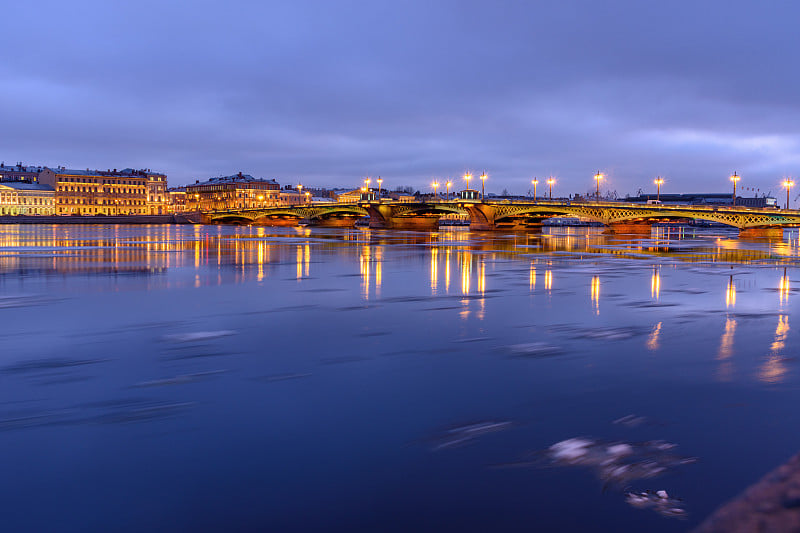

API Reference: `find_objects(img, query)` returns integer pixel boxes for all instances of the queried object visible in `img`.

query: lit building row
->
[0,182,55,215]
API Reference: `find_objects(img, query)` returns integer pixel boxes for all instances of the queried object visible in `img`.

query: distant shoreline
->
[0,214,200,225]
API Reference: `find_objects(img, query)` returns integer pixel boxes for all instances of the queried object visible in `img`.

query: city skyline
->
[4,1,800,196]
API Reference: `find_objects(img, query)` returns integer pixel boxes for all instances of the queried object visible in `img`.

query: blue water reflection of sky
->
[0,224,798,531]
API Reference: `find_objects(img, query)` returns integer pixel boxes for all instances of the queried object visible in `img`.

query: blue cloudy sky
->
[3,0,800,196]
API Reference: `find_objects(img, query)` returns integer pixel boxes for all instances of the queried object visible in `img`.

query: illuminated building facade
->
[168,187,188,213]
[139,170,168,214]
[39,167,148,215]
[0,182,55,215]
[185,173,279,211]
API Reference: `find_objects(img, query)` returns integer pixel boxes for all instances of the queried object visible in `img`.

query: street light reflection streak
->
[477,259,485,294]
[760,315,790,384]
[590,275,600,314]
[651,269,660,300]
[296,245,303,280]
[647,322,662,351]
[544,269,553,292]
[304,244,310,277]
[779,268,790,306]
[529,263,536,290]
[360,245,371,300]
[375,246,382,298]
[445,248,451,294]
[725,276,736,308]
[431,247,438,295]
[461,252,471,295]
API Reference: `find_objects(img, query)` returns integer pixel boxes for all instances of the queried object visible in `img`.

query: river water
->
[0,223,798,531]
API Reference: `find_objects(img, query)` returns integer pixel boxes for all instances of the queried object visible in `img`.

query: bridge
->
[203,199,800,237]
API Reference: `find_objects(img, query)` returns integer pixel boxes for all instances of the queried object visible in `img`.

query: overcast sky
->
[3,0,800,197]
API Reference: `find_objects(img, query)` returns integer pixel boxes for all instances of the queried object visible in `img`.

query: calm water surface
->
[1,224,799,531]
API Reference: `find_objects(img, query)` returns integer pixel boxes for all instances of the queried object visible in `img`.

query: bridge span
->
[203,200,800,237]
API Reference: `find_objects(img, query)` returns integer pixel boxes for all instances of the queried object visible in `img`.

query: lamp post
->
[464,172,472,194]
[297,183,303,206]
[432,181,439,201]
[305,191,311,204]
[654,177,664,202]
[480,172,487,201]
[532,178,538,201]
[547,177,555,200]
[377,177,383,203]
[594,171,602,200]
[445,180,452,201]
[784,178,794,209]
[730,172,740,206]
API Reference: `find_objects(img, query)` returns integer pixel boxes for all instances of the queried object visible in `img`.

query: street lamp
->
[464,172,472,191]
[654,177,664,202]
[445,180,452,201]
[547,177,555,200]
[730,172,740,207]
[480,172,487,201]
[784,178,795,209]
[305,191,311,204]
[594,171,603,200]
[377,177,383,203]
[531,178,538,201]
[432,181,439,200]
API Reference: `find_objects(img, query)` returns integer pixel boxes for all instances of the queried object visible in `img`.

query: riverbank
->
[0,213,201,224]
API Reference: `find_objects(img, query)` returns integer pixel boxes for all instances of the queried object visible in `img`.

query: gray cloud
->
[2,0,800,197]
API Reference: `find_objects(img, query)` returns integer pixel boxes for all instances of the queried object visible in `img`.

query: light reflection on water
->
[0,223,798,532]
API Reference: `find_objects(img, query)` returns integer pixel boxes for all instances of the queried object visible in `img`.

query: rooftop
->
[190,173,279,187]
[0,182,54,191]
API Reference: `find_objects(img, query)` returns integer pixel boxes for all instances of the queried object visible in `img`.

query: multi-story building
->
[0,182,55,215]
[279,189,305,205]
[185,173,280,211]
[0,163,44,183]
[39,167,148,215]
[119,169,169,214]
[167,187,188,213]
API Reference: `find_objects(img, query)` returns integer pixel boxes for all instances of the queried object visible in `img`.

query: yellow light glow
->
[654,177,664,186]
[651,269,661,300]
[529,263,536,290]
[544,269,552,291]
[431,247,438,294]
[646,322,662,351]
[590,275,600,314]
[725,275,736,308]
[730,172,740,183]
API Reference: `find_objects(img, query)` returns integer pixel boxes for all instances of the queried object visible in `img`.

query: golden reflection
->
[431,247,439,295]
[779,267,790,306]
[257,242,264,281]
[544,269,553,292]
[375,246,382,298]
[590,275,600,314]
[646,322,662,351]
[716,318,737,381]
[304,244,310,277]
[477,258,485,294]
[360,244,371,299]
[445,248,451,294]
[296,245,303,280]
[725,275,736,308]
[529,263,536,290]
[760,315,790,384]
[461,251,472,295]
[651,268,660,300]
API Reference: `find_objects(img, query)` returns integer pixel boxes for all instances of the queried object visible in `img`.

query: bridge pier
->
[604,222,654,235]
[254,217,301,227]
[305,217,361,228]
[369,216,440,230]
[739,227,785,239]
